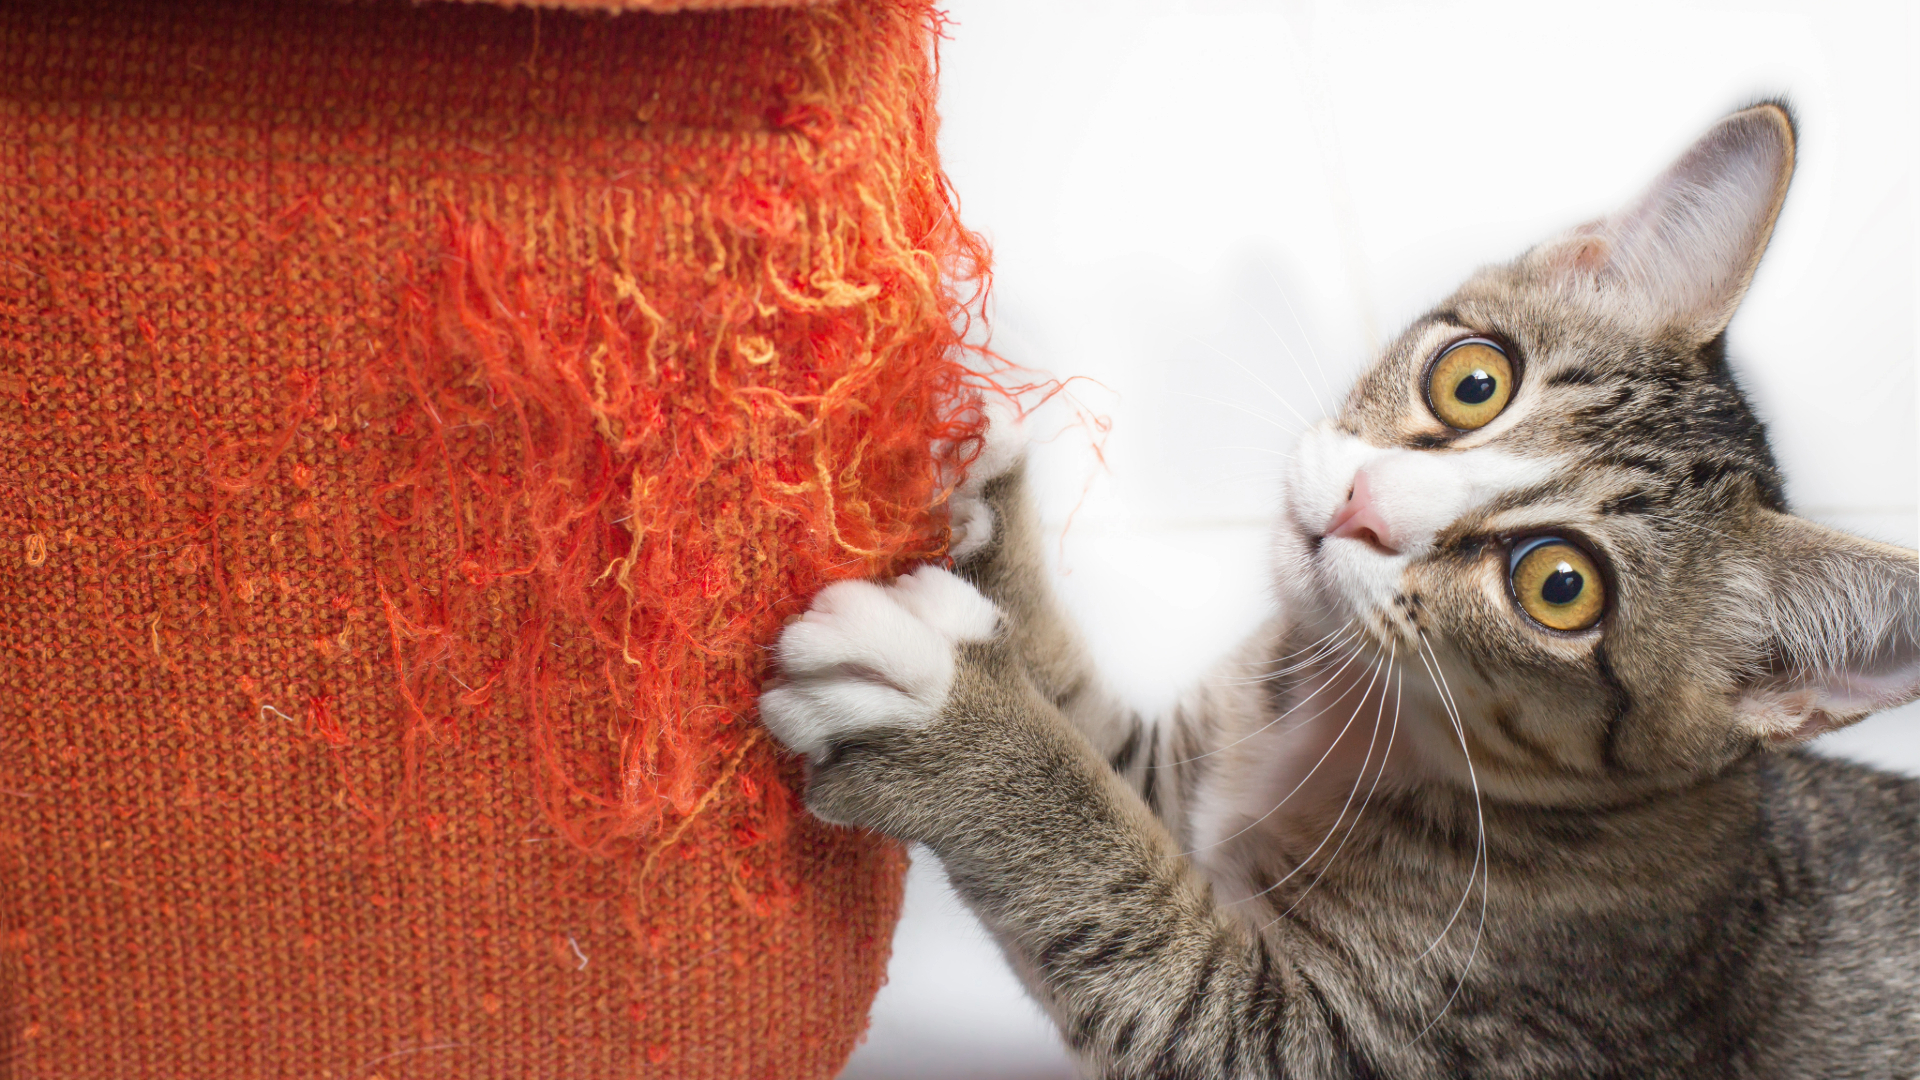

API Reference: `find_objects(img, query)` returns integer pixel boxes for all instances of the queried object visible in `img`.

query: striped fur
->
[763,102,1920,1077]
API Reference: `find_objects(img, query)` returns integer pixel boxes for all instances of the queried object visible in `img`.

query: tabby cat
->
[759,103,1920,1078]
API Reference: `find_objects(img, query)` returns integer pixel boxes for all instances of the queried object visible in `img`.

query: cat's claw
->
[944,397,1026,564]
[759,565,1001,757]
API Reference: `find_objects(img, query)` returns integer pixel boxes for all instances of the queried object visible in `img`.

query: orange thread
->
[0,1,952,1075]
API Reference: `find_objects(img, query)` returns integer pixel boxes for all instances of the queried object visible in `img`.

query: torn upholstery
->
[0,0,986,1074]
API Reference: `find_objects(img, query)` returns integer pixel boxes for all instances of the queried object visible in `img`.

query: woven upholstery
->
[444,0,828,10]
[0,0,980,1074]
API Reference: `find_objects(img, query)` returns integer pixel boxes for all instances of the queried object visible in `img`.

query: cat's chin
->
[1315,536,1409,626]
[1269,511,1404,643]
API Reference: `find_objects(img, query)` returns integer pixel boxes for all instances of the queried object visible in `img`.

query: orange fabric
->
[0,0,986,1076]
[443,0,828,11]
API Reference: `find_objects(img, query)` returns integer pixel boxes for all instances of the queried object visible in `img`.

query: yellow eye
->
[1510,539,1605,632]
[1425,339,1514,430]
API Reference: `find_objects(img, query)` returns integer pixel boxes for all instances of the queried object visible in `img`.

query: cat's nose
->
[1324,468,1398,554]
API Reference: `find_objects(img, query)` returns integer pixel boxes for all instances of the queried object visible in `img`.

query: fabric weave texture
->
[441,0,829,10]
[0,0,984,1075]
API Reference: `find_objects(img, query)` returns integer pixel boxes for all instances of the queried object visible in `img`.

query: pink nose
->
[1324,468,1397,553]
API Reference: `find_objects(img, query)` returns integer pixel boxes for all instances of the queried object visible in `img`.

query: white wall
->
[843,2,1916,1075]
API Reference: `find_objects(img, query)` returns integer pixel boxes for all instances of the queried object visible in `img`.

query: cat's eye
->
[1425,339,1514,431]
[1509,538,1605,632]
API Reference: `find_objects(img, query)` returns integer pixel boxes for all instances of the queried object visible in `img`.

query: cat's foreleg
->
[759,568,1343,1078]
[948,419,1213,827]
[947,421,1133,752]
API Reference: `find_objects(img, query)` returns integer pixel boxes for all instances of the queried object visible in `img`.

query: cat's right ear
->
[1534,102,1796,344]
[1732,513,1920,745]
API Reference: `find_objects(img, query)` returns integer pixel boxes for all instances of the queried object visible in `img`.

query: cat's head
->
[1277,102,1920,801]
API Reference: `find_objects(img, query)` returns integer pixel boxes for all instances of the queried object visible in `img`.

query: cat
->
[759,102,1920,1078]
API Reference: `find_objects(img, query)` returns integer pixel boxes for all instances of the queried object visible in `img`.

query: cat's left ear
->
[1539,102,1796,343]
[1734,513,1920,744]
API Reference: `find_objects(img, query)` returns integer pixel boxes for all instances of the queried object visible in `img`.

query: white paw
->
[760,566,1002,756]
[942,397,1026,562]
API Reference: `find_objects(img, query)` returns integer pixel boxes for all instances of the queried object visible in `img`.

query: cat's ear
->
[1733,513,1920,745]
[1537,102,1796,343]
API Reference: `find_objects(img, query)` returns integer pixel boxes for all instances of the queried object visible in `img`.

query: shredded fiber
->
[0,0,988,1074]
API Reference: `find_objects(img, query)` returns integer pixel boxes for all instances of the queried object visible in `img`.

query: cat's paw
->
[942,397,1026,564]
[759,565,1002,757]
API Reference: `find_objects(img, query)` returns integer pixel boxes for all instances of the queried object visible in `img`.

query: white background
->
[842,2,1917,1076]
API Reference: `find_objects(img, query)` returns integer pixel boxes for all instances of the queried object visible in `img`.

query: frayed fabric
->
[0,0,989,1075]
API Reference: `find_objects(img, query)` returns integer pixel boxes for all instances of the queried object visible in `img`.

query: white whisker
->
[1200,469,1291,493]
[1170,631,1375,764]
[1204,445,1300,460]
[1238,296,1331,420]
[1177,644,1366,749]
[1190,335,1324,432]
[1202,646,1389,865]
[1265,264,1344,406]
[1408,642,1475,957]
[1236,621,1360,671]
[1403,633,1489,1052]
[1213,621,1362,687]
[1175,390,1306,436]
[1267,648,1403,926]
[1255,642,1399,921]
[1253,619,1359,667]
